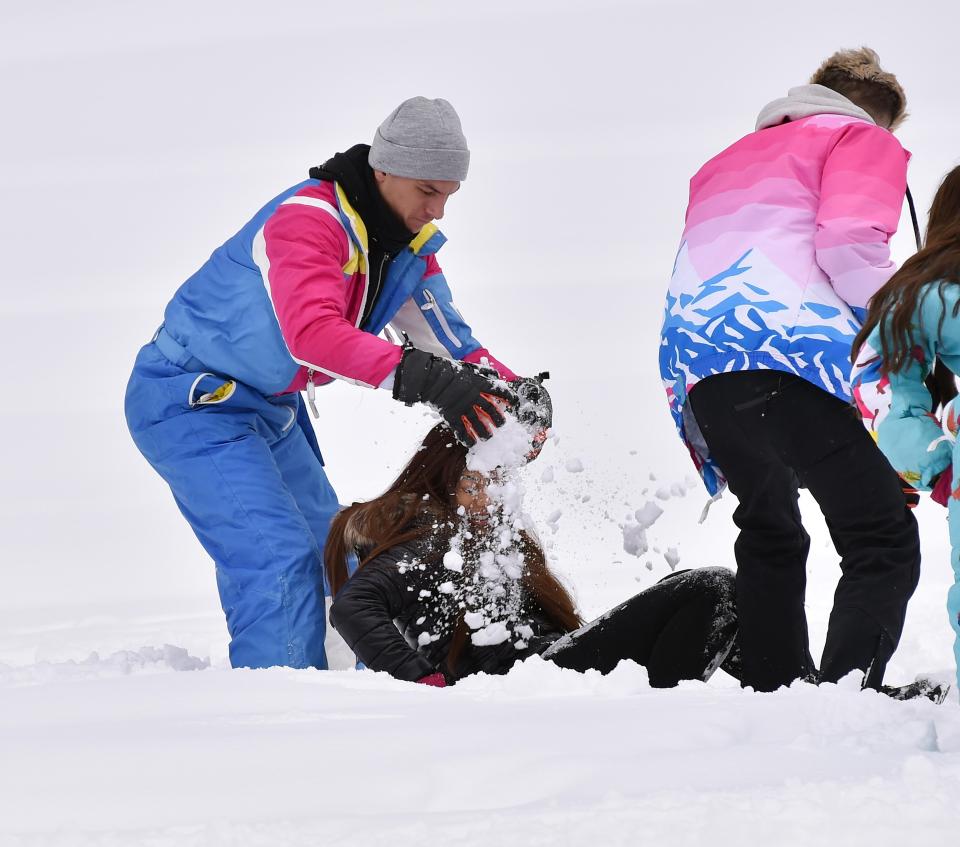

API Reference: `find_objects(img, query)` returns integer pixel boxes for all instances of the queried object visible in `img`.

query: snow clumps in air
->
[621,500,665,559]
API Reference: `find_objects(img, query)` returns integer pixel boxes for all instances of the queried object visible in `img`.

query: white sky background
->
[2,0,959,652]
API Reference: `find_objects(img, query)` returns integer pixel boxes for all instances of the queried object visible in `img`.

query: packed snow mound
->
[0,644,210,686]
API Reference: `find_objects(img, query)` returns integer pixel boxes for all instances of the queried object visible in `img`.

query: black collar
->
[309,144,414,256]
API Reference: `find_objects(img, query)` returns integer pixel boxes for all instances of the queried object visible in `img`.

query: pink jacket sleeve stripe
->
[257,192,402,389]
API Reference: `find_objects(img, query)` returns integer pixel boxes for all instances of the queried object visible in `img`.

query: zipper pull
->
[306,369,320,419]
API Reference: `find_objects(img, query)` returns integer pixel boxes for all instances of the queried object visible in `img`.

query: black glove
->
[513,373,552,460]
[393,347,517,445]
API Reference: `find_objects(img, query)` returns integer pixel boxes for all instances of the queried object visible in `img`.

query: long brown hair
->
[853,166,960,386]
[324,424,583,661]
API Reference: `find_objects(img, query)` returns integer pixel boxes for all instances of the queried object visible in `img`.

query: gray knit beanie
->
[368,97,470,182]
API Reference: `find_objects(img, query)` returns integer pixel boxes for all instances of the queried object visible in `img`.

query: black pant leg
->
[689,372,815,692]
[543,567,737,688]
[763,378,921,688]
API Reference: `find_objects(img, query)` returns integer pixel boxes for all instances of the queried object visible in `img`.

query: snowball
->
[466,415,532,473]
[464,611,485,629]
[442,550,464,572]
[438,581,455,594]
[471,621,511,646]
[565,458,585,473]
[654,486,671,501]
[417,632,433,646]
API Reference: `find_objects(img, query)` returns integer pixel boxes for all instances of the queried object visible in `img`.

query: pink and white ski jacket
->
[660,85,909,494]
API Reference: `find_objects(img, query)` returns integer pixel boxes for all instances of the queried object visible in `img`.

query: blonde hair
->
[811,46,907,130]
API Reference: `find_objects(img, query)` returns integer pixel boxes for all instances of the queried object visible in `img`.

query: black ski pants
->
[543,567,737,687]
[688,370,921,692]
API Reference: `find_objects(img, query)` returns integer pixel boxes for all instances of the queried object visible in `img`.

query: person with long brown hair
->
[852,164,960,695]
[326,423,738,688]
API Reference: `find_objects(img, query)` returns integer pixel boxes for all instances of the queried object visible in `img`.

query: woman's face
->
[455,470,492,516]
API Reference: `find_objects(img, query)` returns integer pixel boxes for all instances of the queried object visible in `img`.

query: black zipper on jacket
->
[360,251,391,330]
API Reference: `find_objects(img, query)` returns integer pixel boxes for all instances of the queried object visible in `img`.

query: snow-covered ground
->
[3,654,959,846]
[3,2,960,844]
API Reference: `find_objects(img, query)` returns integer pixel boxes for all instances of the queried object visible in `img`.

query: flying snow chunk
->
[417,632,433,646]
[622,522,648,558]
[540,466,555,483]
[464,611,485,630]
[443,550,464,572]
[634,502,664,529]
[438,581,455,594]
[664,547,680,570]
[471,621,511,646]
[565,458,585,473]
[654,486,671,501]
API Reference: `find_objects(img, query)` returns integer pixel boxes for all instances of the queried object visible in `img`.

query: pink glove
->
[931,466,954,507]
[416,672,447,688]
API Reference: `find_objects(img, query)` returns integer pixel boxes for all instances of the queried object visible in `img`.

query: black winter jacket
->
[329,531,565,683]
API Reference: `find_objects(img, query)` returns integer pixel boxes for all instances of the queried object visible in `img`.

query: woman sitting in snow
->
[326,383,739,687]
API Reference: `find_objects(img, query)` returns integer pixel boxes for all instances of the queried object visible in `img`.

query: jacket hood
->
[755,84,875,131]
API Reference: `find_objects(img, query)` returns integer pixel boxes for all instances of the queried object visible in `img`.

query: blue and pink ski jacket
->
[160,178,514,399]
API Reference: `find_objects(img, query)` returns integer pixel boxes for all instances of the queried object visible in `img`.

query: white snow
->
[442,549,464,572]
[635,501,664,529]
[471,620,511,646]
[621,521,649,558]
[4,2,960,845]
[466,414,533,473]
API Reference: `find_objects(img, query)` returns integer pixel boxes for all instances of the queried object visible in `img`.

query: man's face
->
[373,171,460,232]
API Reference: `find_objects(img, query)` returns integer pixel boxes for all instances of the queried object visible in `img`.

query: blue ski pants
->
[125,333,339,669]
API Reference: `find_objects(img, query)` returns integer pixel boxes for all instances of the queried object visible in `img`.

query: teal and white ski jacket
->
[852,280,960,694]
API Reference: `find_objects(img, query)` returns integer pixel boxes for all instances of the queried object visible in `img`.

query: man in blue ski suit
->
[125,97,518,670]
